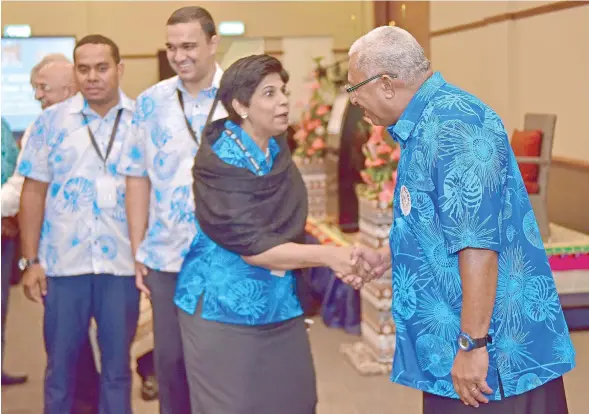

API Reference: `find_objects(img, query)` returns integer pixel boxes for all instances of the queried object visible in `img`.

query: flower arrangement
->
[357,119,401,208]
[292,57,333,161]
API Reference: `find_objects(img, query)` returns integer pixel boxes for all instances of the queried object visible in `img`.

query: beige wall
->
[2,1,374,97]
[430,1,589,163]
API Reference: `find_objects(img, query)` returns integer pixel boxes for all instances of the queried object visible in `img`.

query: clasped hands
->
[329,245,390,289]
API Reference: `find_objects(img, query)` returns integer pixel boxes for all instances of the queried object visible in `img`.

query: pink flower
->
[382,179,395,193]
[365,158,385,168]
[311,138,325,150]
[377,143,392,154]
[360,171,373,185]
[307,148,316,156]
[368,126,385,144]
[378,187,394,205]
[390,146,401,161]
[316,105,330,116]
[294,128,308,142]
[391,170,398,185]
[306,119,322,131]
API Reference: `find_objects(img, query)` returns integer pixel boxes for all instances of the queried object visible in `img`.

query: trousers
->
[43,274,139,414]
[144,270,191,414]
[423,376,568,414]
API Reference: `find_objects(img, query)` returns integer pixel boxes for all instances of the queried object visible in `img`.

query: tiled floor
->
[2,285,588,414]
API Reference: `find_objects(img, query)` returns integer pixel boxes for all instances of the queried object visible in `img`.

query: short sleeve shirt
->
[16,92,136,277]
[117,66,226,272]
[387,72,575,400]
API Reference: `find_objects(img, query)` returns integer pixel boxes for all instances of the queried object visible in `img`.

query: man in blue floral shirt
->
[349,26,574,413]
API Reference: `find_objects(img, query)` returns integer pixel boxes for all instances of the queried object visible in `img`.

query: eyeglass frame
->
[345,73,398,94]
[32,83,53,93]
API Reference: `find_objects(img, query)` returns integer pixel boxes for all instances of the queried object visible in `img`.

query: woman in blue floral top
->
[175,55,374,414]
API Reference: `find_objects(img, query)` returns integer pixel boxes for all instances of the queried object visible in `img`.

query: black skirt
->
[179,305,317,414]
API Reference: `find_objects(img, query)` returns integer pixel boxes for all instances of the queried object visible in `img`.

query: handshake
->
[328,245,391,290]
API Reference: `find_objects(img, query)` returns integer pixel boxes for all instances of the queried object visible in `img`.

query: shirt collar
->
[68,89,134,116]
[387,71,446,143]
[224,120,280,165]
[177,62,223,99]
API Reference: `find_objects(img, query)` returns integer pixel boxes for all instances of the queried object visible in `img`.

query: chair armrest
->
[514,156,550,165]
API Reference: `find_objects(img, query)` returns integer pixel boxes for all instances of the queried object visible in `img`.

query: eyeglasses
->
[32,83,52,92]
[345,73,398,94]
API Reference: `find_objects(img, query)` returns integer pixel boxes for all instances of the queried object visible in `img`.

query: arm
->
[125,176,151,257]
[16,114,53,302]
[19,178,49,303]
[242,243,342,271]
[458,248,498,338]
[19,178,48,260]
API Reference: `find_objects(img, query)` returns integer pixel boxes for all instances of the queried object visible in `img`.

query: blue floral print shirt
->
[174,120,303,325]
[387,72,575,400]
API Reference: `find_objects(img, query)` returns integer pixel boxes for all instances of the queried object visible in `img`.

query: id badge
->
[271,269,286,278]
[95,175,118,209]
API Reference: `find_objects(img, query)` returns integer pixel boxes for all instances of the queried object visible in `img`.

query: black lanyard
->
[224,128,264,175]
[177,89,219,145]
[83,109,123,164]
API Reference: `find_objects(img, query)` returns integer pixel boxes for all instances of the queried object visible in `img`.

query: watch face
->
[18,258,27,271]
[458,335,471,351]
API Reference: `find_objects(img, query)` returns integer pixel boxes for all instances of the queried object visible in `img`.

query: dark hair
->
[74,34,120,64]
[167,6,216,40]
[218,54,289,125]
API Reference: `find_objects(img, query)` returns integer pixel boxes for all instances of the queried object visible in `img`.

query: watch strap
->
[21,257,40,271]
[473,334,492,349]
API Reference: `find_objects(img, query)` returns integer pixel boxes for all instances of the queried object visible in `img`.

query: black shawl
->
[192,118,308,256]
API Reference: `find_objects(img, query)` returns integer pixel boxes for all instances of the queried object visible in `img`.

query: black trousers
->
[423,376,568,414]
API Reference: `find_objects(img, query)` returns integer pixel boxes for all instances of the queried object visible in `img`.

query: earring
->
[240,113,248,120]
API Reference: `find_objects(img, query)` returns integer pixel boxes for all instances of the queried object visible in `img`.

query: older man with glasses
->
[1,54,77,387]
[348,26,574,414]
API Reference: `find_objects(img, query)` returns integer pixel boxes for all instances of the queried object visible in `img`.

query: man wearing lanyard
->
[17,35,139,414]
[118,6,225,414]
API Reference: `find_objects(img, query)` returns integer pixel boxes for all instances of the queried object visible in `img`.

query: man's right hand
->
[135,261,150,297]
[23,264,47,303]
[352,245,392,279]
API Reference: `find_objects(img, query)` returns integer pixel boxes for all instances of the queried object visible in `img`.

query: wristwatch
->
[18,257,40,272]
[457,332,492,352]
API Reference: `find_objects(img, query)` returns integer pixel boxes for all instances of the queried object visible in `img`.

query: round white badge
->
[400,185,412,216]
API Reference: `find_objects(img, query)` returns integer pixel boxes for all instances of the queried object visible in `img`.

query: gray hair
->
[349,26,430,85]
[30,53,71,83]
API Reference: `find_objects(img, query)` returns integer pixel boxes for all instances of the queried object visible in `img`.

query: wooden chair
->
[513,113,557,241]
